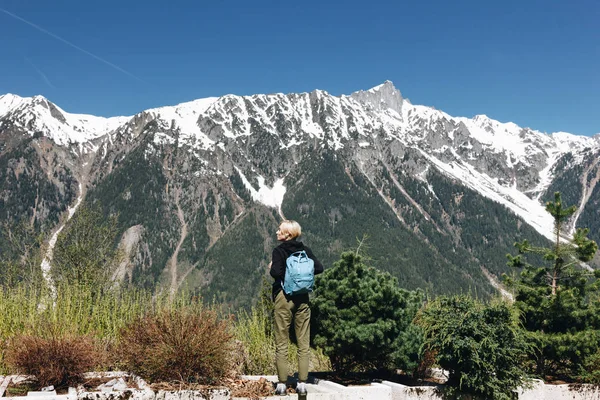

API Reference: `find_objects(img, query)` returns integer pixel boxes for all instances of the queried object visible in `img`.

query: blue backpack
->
[282,250,315,296]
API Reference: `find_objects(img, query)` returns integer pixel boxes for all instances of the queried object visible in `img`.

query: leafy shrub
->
[312,251,423,373]
[5,330,102,388]
[416,295,528,400]
[117,307,234,384]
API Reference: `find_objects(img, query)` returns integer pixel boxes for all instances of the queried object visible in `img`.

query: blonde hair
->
[279,220,301,240]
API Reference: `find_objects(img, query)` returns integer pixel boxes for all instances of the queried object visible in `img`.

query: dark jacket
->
[269,239,324,301]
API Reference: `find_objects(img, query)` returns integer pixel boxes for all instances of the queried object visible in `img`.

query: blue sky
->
[0,0,598,136]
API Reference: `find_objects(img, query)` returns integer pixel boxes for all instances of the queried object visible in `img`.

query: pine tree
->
[505,192,600,380]
[311,250,423,373]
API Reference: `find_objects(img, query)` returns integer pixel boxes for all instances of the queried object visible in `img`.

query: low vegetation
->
[233,301,331,376]
[0,192,597,399]
[5,328,102,388]
[117,307,234,384]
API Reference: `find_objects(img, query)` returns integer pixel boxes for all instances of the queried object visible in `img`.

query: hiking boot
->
[296,382,307,395]
[275,382,287,395]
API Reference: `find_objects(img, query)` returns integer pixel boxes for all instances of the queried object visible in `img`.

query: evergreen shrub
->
[311,251,423,373]
[416,295,528,400]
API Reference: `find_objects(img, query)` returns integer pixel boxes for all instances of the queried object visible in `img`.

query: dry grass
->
[228,377,276,399]
[4,329,103,388]
[116,307,234,384]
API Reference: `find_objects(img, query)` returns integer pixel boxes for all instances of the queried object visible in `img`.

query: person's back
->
[268,220,324,395]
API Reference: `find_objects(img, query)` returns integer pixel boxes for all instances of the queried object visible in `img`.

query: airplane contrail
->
[25,57,55,88]
[1,7,147,84]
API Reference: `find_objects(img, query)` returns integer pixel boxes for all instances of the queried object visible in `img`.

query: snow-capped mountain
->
[0,93,129,148]
[93,81,596,240]
[1,82,598,305]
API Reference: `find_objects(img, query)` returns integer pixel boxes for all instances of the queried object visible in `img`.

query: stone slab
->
[7,372,600,400]
[381,381,444,400]
[27,391,58,397]
[0,375,12,398]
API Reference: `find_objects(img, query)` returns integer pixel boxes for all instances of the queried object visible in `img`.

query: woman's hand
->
[268,261,272,270]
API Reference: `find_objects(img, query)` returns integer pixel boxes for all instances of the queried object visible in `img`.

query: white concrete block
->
[27,390,58,397]
[82,372,129,379]
[240,375,279,382]
[313,381,345,393]
[305,383,340,399]
[313,380,391,400]
[517,379,545,400]
[543,383,600,400]
[380,380,444,400]
[78,389,154,400]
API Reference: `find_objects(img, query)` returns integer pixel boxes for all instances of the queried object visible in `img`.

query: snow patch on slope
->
[234,167,286,209]
[455,115,543,159]
[551,131,597,163]
[419,148,556,241]
[148,97,218,149]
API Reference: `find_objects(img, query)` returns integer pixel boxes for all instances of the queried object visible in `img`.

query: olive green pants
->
[274,291,311,383]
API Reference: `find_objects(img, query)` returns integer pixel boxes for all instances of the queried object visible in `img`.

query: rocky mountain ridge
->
[1,82,598,305]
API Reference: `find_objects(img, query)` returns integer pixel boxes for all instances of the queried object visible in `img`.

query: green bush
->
[311,251,423,373]
[416,295,528,400]
[581,348,600,384]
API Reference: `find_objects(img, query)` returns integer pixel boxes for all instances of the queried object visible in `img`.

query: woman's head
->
[277,220,301,241]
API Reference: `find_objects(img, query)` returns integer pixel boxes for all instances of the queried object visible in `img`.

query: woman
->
[269,220,324,395]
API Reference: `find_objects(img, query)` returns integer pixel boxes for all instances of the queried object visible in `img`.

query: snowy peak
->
[551,131,598,152]
[0,93,130,146]
[0,93,28,118]
[349,80,404,114]
[145,97,219,148]
[3,85,597,165]
[453,114,549,161]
